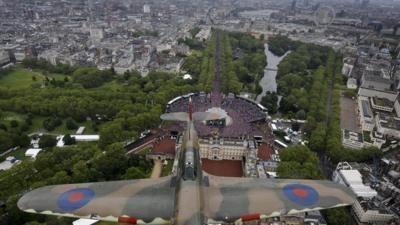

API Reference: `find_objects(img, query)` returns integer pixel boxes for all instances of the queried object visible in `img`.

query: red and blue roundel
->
[57,188,95,211]
[283,184,319,206]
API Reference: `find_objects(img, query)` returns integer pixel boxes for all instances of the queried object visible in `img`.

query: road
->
[211,31,222,107]
[150,160,162,178]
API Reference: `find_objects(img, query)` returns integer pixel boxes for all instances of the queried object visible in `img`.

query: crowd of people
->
[222,96,266,123]
[166,92,212,113]
[165,93,267,138]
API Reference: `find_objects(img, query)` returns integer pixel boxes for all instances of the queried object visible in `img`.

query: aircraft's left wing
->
[18,176,175,224]
[203,175,355,224]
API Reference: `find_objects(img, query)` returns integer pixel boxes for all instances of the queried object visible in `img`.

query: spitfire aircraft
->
[18,97,355,225]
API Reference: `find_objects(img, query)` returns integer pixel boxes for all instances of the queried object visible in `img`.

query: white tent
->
[76,126,86,135]
[25,148,42,158]
[183,74,192,80]
[56,135,65,147]
[72,219,98,225]
[72,135,100,141]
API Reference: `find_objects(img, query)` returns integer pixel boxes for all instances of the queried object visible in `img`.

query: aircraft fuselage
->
[174,121,204,225]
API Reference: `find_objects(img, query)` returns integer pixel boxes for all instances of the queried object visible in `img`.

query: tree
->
[65,118,78,130]
[14,134,30,148]
[6,195,31,225]
[42,117,62,131]
[62,134,76,145]
[39,135,57,148]
[99,122,134,147]
[72,67,113,88]
[92,144,129,180]
[309,123,327,152]
[123,167,146,179]
[0,130,13,152]
[34,151,56,172]
[277,145,323,179]
[261,92,278,114]
[72,160,91,182]
[189,27,201,38]
[48,171,71,185]
[268,35,299,56]
[324,208,353,225]
[295,110,306,120]
[26,113,33,126]
[10,120,18,128]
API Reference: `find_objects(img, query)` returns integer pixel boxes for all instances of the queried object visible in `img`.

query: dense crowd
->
[222,96,266,123]
[166,93,266,138]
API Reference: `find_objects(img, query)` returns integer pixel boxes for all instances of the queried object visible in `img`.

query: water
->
[256,44,290,103]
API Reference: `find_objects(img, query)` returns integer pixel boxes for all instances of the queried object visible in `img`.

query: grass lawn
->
[363,130,372,143]
[0,68,69,89]
[1,111,99,136]
[0,69,44,89]
[161,159,174,177]
[1,111,25,122]
[53,120,97,134]
[80,120,97,134]
[53,121,70,134]
[98,80,124,91]
[47,72,68,80]
[29,116,46,133]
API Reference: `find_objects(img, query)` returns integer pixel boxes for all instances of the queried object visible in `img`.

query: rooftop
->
[257,143,273,160]
[372,97,393,108]
[378,112,400,130]
[339,169,378,198]
[152,138,176,155]
[202,159,243,177]
[361,100,373,118]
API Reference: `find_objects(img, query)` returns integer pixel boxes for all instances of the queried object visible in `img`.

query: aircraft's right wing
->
[18,176,175,224]
[204,175,356,223]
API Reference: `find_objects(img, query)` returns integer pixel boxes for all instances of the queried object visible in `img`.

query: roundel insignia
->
[283,183,319,206]
[57,188,95,211]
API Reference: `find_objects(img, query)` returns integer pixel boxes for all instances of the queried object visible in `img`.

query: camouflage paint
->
[18,101,356,225]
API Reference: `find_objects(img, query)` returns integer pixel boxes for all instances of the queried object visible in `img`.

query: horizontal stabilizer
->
[161,112,225,122]
[193,112,225,121]
[160,112,189,122]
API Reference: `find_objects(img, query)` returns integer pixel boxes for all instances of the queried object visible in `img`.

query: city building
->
[0,50,10,66]
[199,137,256,161]
[358,96,375,131]
[333,162,377,198]
[333,162,399,224]
[352,197,396,225]
[143,4,150,14]
[0,156,21,171]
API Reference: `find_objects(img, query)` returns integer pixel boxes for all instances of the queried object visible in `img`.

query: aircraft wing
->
[18,176,175,224]
[204,175,355,223]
